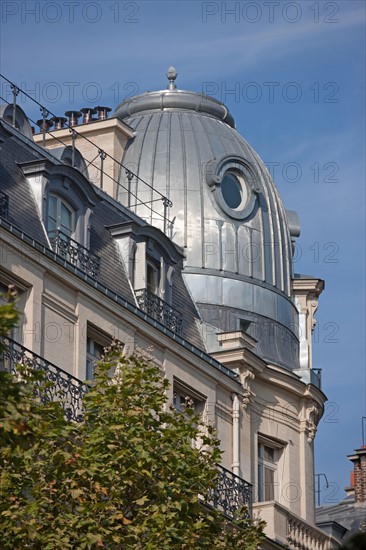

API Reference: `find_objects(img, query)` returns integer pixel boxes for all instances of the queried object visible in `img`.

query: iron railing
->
[0,190,9,219]
[1,337,252,518]
[1,337,88,422]
[135,288,183,336]
[48,229,101,279]
[293,367,322,390]
[208,465,252,519]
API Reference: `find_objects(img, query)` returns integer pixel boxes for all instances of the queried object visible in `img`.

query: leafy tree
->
[0,296,265,549]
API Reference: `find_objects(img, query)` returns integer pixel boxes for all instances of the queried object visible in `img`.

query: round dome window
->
[206,157,259,220]
[221,172,244,209]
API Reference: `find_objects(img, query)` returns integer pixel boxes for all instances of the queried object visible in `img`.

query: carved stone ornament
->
[240,368,255,410]
[306,404,320,443]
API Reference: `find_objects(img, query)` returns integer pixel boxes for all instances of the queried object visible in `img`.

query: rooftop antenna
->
[166,66,178,90]
[315,473,329,507]
[362,416,366,447]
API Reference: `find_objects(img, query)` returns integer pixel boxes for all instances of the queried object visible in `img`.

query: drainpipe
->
[232,393,240,476]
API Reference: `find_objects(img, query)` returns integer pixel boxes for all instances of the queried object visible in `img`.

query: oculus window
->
[221,171,248,210]
[206,156,260,220]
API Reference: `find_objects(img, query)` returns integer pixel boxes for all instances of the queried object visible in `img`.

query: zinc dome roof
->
[114,70,299,369]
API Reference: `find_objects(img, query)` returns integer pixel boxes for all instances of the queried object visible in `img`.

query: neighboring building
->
[316,446,366,544]
[0,68,343,548]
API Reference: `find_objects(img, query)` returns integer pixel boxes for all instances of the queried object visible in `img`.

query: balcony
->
[1,337,88,422]
[208,464,252,519]
[135,288,183,336]
[0,190,9,219]
[293,368,322,390]
[1,338,253,520]
[48,229,101,279]
[253,501,341,549]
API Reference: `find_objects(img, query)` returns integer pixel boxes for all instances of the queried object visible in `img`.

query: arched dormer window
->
[19,158,101,278]
[107,221,183,335]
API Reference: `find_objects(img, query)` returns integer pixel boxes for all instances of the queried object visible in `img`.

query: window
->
[221,172,244,209]
[0,274,28,344]
[86,326,112,381]
[86,338,105,381]
[205,156,259,220]
[173,382,206,449]
[173,382,205,416]
[258,441,278,502]
[47,194,75,238]
[146,260,160,295]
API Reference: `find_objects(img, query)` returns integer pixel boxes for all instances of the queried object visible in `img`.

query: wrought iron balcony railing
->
[48,229,101,279]
[135,288,183,336]
[1,337,88,422]
[0,190,9,219]
[208,464,252,519]
[1,337,252,519]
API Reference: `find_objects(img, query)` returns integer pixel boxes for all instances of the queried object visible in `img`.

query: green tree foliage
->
[0,297,265,549]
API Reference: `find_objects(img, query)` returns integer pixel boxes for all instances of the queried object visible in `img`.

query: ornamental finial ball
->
[166,66,178,90]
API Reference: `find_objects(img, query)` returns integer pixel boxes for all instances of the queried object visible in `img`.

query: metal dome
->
[114,72,299,370]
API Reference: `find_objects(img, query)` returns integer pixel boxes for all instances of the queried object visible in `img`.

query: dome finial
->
[166,66,178,90]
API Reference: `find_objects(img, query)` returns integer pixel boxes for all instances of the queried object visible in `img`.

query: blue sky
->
[1,0,365,505]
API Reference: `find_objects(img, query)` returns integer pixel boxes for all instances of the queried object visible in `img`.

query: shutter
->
[134,241,146,290]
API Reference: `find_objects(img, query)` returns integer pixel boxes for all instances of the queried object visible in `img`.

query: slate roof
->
[0,116,205,351]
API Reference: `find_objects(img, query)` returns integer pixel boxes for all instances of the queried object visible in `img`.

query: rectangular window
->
[258,441,278,502]
[173,382,206,449]
[0,273,28,344]
[173,383,205,416]
[146,260,160,295]
[86,325,112,381]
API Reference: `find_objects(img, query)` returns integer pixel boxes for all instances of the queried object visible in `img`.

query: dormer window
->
[47,194,75,238]
[107,222,184,335]
[19,157,101,278]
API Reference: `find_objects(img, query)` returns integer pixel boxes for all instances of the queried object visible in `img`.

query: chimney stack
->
[348,446,366,503]
[95,106,111,121]
[65,110,82,127]
[80,108,97,124]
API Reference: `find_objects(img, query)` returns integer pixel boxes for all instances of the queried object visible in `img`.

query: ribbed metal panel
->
[115,89,298,369]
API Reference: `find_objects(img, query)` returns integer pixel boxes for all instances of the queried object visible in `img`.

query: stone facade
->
[0,74,344,548]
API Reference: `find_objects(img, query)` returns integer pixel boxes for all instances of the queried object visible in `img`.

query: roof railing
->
[0,74,174,236]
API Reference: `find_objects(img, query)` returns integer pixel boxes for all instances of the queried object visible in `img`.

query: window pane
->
[258,464,263,501]
[86,336,108,381]
[221,173,242,209]
[147,262,159,294]
[48,195,58,231]
[49,195,57,218]
[264,445,275,462]
[264,467,274,501]
[61,202,73,235]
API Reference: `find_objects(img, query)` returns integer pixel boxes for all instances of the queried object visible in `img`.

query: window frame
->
[173,380,207,449]
[85,324,112,381]
[47,193,76,238]
[257,436,285,503]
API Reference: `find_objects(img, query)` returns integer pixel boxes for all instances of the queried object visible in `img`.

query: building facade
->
[0,69,342,548]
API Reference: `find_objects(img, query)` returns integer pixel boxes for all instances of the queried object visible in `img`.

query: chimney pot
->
[36,119,54,132]
[65,110,82,127]
[80,108,97,124]
[51,116,67,130]
[95,106,112,121]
